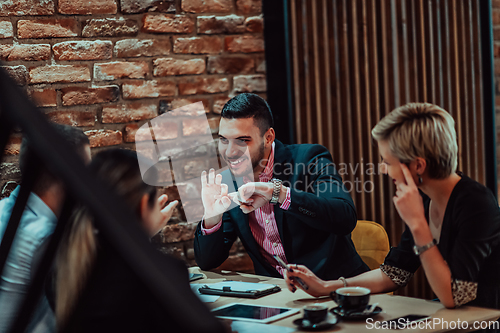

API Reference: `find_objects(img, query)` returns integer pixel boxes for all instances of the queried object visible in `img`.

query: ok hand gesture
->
[201,169,232,228]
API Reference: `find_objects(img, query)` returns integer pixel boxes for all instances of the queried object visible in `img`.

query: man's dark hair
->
[221,93,274,135]
[19,123,90,195]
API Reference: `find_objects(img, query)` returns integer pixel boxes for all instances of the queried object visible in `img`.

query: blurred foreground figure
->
[0,124,90,332]
[54,149,225,333]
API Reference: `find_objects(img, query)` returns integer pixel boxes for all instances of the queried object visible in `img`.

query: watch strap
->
[413,239,437,256]
[269,178,282,205]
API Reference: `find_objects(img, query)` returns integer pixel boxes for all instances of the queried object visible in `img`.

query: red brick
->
[102,102,158,123]
[197,15,245,34]
[208,116,220,134]
[225,36,264,53]
[94,61,148,81]
[181,0,232,13]
[136,119,178,141]
[207,56,254,74]
[0,0,55,16]
[153,58,205,76]
[173,36,222,54]
[160,98,210,115]
[85,129,122,148]
[213,96,230,114]
[124,123,139,142]
[121,0,175,13]
[142,14,194,34]
[494,9,500,26]
[182,117,210,136]
[0,44,50,61]
[4,136,21,155]
[29,65,90,84]
[29,88,57,107]
[495,43,500,58]
[122,80,176,99]
[18,19,78,39]
[46,110,96,127]
[2,65,28,85]
[53,41,112,61]
[115,39,170,58]
[0,21,13,38]
[161,222,197,242]
[495,27,500,41]
[496,59,500,75]
[59,0,117,15]
[61,86,119,106]
[82,18,138,37]
[233,74,266,92]
[256,54,265,73]
[236,0,261,14]
[178,77,229,95]
[245,15,263,33]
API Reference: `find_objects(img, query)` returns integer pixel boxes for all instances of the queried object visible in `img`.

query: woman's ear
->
[414,157,427,176]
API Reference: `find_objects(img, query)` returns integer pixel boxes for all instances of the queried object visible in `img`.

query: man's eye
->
[219,138,228,143]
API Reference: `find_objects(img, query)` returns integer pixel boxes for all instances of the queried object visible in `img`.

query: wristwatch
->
[413,239,437,256]
[269,178,282,205]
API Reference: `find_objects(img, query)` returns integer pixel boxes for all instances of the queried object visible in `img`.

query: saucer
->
[331,305,382,320]
[293,312,339,331]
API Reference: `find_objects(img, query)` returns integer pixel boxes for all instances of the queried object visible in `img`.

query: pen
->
[273,255,309,290]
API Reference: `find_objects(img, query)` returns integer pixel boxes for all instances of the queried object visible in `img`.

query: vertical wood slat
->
[288,0,487,300]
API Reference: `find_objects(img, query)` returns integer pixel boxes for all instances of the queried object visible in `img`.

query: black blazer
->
[384,174,500,309]
[194,140,369,280]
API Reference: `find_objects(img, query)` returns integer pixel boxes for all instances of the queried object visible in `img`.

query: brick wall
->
[0,0,264,272]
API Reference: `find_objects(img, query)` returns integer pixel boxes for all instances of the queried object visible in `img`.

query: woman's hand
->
[284,264,330,297]
[393,163,427,232]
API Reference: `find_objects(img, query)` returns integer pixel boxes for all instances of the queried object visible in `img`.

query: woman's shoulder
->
[449,174,500,219]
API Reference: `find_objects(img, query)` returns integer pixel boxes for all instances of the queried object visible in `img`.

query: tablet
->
[211,303,300,323]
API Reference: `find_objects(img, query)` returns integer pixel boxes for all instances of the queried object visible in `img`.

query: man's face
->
[218,117,266,178]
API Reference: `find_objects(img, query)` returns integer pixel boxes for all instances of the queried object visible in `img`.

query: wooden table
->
[189,267,500,332]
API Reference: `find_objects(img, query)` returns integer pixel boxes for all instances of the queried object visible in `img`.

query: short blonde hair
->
[371,102,458,179]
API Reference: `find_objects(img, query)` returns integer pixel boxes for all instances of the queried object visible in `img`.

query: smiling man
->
[193,93,368,280]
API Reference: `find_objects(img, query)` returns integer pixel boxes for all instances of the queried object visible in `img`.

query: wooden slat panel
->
[288,0,486,300]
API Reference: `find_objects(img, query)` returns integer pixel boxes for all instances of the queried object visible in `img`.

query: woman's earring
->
[417,174,423,184]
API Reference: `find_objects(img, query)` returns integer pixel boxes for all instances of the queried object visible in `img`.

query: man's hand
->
[229,182,274,214]
[201,169,232,228]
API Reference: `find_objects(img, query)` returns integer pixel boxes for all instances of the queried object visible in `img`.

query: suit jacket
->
[194,140,369,280]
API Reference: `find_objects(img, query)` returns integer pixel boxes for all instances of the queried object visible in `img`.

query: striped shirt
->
[202,142,292,276]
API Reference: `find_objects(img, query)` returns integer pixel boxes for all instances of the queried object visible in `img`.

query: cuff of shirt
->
[279,187,291,210]
[200,218,222,235]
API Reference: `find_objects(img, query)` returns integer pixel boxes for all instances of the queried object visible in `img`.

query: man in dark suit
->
[194,93,368,280]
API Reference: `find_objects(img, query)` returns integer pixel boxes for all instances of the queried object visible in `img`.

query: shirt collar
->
[9,185,57,223]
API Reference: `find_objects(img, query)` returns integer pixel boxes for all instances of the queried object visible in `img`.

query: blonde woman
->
[286,103,500,312]
[53,149,217,332]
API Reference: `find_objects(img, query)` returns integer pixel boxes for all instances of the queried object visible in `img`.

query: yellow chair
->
[351,220,390,270]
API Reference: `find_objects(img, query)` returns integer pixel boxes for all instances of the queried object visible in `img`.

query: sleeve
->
[193,211,237,271]
[442,185,500,307]
[199,218,222,235]
[381,225,421,287]
[283,145,357,234]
